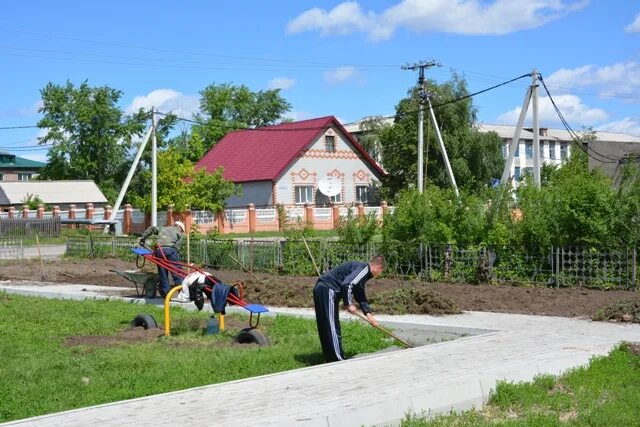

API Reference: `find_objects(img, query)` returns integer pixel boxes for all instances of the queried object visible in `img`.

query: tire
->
[131,313,158,330]
[235,327,270,346]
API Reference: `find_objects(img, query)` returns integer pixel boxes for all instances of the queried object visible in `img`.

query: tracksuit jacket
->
[317,261,372,313]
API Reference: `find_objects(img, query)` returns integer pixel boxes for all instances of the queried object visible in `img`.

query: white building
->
[344,116,640,185]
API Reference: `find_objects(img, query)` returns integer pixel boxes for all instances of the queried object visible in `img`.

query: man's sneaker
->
[175,295,190,303]
[194,296,205,311]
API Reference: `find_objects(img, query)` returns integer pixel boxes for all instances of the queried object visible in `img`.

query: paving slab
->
[2,282,640,427]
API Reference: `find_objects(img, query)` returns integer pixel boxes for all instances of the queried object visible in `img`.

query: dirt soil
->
[1,258,639,319]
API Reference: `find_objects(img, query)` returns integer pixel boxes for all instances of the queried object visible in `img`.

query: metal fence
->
[0,239,23,259]
[63,236,640,290]
[0,218,61,238]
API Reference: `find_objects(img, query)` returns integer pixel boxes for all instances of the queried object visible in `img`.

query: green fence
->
[65,236,639,289]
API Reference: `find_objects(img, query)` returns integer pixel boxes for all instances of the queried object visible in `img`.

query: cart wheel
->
[235,327,270,346]
[131,313,158,330]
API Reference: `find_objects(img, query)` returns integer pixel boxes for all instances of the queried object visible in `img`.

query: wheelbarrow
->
[111,269,159,298]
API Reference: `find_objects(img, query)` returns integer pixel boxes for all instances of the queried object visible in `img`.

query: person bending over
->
[313,255,385,362]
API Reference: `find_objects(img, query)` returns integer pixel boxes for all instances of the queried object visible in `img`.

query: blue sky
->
[1,0,639,163]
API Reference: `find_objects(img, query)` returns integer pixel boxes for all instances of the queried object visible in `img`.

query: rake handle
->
[351,311,413,348]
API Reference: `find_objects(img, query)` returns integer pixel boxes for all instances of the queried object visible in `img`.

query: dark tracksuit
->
[313,261,373,362]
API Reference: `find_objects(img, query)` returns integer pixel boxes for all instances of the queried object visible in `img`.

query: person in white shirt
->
[176,270,211,310]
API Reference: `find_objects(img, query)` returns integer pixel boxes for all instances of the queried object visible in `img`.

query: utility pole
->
[151,107,158,227]
[500,68,541,188]
[531,69,541,187]
[402,60,438,193]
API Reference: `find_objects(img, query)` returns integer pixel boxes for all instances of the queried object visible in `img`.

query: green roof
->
[0,151,46,168]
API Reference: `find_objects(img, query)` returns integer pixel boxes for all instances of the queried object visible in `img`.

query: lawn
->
[0,293,392,423]
[402,344,640,426]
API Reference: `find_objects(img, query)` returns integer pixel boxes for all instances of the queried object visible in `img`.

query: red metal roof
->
[196,115,385,183]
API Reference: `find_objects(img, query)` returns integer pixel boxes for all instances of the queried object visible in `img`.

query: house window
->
[514,143,520,158]
[0,174,3,181]
[18,173,32,181]
[560,142,568,160]
[514,167,521,182]
[525,143,533,158]
[355,185,369,203]
[549,142,556,159]
[294,185,314,204]
[523,167,533,179]
[501,143,507,158]
[325,135,336,153]
[330,192,342,203]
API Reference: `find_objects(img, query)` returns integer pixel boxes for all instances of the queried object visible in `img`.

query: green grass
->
[402,344,640,426]
[0,293,392,422]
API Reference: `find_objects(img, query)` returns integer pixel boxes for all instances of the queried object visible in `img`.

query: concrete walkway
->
[2,282,640,427]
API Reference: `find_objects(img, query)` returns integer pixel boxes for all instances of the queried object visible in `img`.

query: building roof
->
[0,151,46,169]
[0,180,107,205]
[196,116,385,183]
[479,124,640,143]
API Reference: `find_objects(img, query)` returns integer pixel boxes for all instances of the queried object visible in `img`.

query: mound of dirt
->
[370,288,461,315]
[592,299,640,323]
[3,257,640,319]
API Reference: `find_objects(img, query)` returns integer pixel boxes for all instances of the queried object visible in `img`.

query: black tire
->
[235,327,270,346]
[131,313,158,330]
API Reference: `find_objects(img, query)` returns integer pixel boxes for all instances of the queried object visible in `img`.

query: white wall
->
[274,124,381,206]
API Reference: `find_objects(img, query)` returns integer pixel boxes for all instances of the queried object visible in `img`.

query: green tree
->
[192,83,291,152]
[190,168,238,212]
[36,80,148,202]
[130,148,237,213]
[378,75,504,198]
[516,149,617,248]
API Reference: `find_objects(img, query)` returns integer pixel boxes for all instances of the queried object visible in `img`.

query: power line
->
[0,125,39,130]
[0,27,397,69]
[537,75,620,164]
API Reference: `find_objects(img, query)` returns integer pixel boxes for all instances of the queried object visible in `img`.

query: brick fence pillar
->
[305,203,314,227]
[8,206,15,219]
[123,204,132,235]
[52,205,60,218]
[68,204,76,229]
[248,203,256,233]
[357,202,365,221]
[85,203,94,220]
[216,210,226,235]
[332,203,340,230]
[167,204,174,226]
[104,205,112,220]
[37,204,45,219]
[22,205,29,219]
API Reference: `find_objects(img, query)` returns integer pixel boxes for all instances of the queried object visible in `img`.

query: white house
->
[0,180,108,209]
[196,116,386,208]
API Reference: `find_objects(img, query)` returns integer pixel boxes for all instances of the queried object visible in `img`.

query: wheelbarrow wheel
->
[235,327,270,346]
[131,313,158,330]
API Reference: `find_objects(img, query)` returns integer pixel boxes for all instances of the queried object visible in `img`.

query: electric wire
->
[537,75,620,164]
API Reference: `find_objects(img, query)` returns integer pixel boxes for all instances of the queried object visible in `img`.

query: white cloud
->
[545,61,640,99]
[287,0,587,40]
[267,77,295,90]
[323,66,362,85]
[287,2,374,36]
[125,89,199,119]
[496,94,608,126]
[625,13,640,33]
[599,117,640,137]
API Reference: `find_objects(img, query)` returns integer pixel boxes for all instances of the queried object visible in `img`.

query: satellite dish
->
[318,176,341,197]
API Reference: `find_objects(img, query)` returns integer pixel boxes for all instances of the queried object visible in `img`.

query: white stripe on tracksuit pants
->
[313,282,344,361]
